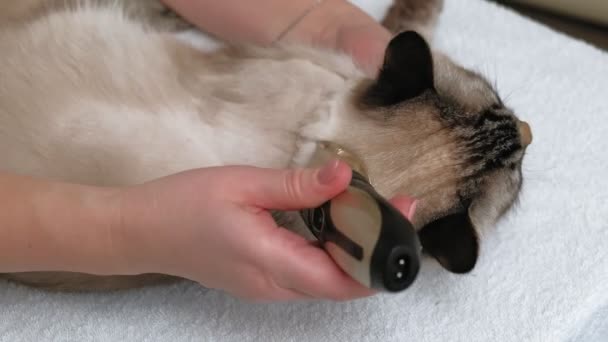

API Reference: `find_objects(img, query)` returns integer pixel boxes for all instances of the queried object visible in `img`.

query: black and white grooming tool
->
[300,142,421,292]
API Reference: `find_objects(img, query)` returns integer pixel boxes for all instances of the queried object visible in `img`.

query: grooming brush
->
[300,142,421,292]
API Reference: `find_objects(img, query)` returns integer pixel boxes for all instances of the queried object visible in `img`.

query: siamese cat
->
[0,0,532,291]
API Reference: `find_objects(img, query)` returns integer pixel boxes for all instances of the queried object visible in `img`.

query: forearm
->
[0,171,124,275]
[161,0,353,46]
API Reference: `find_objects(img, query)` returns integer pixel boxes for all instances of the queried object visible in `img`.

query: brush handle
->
[300,171,421,292]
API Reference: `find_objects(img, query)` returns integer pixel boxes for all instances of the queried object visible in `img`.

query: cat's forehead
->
[432,53,500,112]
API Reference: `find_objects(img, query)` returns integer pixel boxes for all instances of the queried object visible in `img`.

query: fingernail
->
[317,159,340,185]
[407,200,418,220]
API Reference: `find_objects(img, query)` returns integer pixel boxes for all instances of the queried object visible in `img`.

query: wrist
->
[109,184,159,276]
[279,0,350,46]
[162,0,333,46]
[278,0,391,75]
[111,181,185,278]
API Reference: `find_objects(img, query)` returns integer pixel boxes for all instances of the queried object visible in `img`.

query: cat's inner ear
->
[418,209,479,273]
[362,31,435,107]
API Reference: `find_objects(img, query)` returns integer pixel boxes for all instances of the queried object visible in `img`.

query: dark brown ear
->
[362,30,434,107]
[418,210,479,273]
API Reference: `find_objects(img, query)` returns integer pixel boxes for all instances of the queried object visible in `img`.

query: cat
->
[0,0,532,291]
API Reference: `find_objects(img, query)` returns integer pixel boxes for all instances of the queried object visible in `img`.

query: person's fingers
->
[261,227,376,301]
[224,160,352,211]
[388,195,418,221]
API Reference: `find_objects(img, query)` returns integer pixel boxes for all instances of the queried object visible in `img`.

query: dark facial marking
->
[418,209,479,273]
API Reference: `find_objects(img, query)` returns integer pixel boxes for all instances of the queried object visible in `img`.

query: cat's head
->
[337,31,532,273]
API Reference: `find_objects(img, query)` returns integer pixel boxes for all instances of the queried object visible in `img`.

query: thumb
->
[236,159,352,210]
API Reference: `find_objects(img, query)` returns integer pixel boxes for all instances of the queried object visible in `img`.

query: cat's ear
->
[418,209,479,273]
[362,30,435,107]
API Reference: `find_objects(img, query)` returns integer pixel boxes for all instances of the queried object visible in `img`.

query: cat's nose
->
[518,120,532,147]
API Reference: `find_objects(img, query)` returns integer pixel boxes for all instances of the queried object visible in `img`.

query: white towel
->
[2,1,607,341]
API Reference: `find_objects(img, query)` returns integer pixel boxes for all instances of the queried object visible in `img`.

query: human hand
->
[115,160,416,302]
[281,0,392,76]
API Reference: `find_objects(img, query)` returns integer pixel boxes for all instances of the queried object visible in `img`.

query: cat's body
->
[0,0,531,291]
[0,7,353,187]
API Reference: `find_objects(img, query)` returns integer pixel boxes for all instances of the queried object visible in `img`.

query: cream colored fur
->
[0,7,364,188]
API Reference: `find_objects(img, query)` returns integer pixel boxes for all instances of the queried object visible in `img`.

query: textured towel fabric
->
[1,1,607,341]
